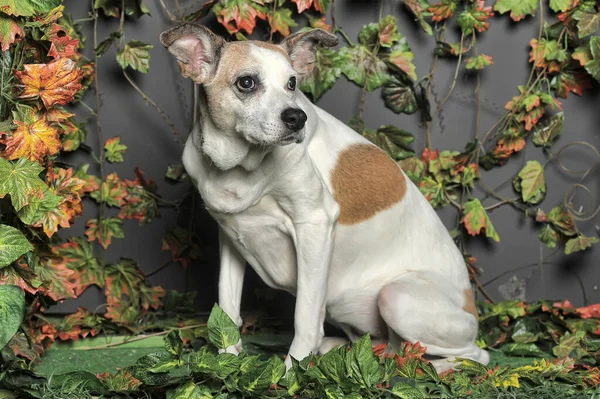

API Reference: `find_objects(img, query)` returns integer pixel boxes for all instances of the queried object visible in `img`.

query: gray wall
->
[53,0,599,317]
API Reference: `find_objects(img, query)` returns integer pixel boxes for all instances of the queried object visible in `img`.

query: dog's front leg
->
[218,228,246,354]
[286,191,339,368]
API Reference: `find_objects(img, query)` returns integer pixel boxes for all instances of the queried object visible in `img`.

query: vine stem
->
[73,323,207,350]
[431,31,466,121]
[269,1,277,42]
[122,70,185,145]
[331,0,337,31]
[93,0,106,266]
[146,260,175,278]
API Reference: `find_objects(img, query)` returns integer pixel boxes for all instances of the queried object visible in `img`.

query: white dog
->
[159,23,489,372]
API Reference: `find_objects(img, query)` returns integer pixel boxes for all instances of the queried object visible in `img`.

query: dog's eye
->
[236,76,256,92]
[287,77,296,91]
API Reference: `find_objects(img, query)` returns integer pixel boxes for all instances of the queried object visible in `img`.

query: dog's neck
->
[192,89,271,172]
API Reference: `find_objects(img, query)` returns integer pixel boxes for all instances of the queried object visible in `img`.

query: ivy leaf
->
[551,70,592,98]
[0,157,46,211]
[553,331,588,359]
[532,112,563,147]
[104,258,145,308]
[548,205,576,236]
[339,45,391,91]
[165,164,188,182]
[0,0,61,16]
[267,7,296,37]
[428,0,457,22]
[1,108,62,162]
[15,58,84,109]
[90,173,127,207]
[494,0,538,22]
[95,32,122,57]
[162,227,203,267]
[419,176,446,208]
[377,15,402,48]
[0,225,33,269]
[85,217,124,249]
[93,0,150,18]
[104,137,127,163]
[212,0,268,35]
[382,77,419,114]
[573,10,600,39]
[60,120,87,151]
[572,43,592,67]
[457,0,494,35]
[538,224,560,249]
[565,234,599,254]
[401,0,433,35]
[117,40,153,73]
[465,54,493,70]
[0,285,25,351]
[299,47,344,102]
[291,0,330,13]
[17,185,61,228]
[207,303,241,350]
[52,237,104,296]
[528,38,568,73]
[0,15,22,52]
[363,125,415,160]
[584,36,600,80]
[119,169,160,224]
[514,161,546,204]
[461,198,500,241]
[388,45,417,80]
[549,0,577,13]
[36,259,78,301]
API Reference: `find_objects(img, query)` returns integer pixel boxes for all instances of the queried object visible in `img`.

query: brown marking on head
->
[463,288,479,319]
[331,143,407,225]
[250,41,291,62]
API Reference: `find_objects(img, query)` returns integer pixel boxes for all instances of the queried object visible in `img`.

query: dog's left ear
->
[280,29,338,76]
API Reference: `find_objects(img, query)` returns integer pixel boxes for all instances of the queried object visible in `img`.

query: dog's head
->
[159,24,338,146]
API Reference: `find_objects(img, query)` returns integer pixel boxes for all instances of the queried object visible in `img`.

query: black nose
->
[281,108,307,132]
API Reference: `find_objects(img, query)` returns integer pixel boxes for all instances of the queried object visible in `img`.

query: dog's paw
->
[218,339,243,355]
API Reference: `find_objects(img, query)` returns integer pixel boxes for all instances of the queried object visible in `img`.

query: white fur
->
[179,42,489,372]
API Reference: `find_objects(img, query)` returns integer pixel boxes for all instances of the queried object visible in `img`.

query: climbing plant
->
[0,0,599,396]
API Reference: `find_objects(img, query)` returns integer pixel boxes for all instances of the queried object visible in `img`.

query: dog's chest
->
[211,196,298,291]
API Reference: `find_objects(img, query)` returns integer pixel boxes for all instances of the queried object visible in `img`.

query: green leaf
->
[346,334,383,388]
[95,32,123,57]
[363,125,415,160]
[533,112,563,147]
[401,0,433,35]
[461,198,500,241]
[165,329,183,358]
[117,40,153,73]
[584,36,600,80]
[0,225,33,268]
[237,360,273,394]
[538,224,560,249]
[299,47,344,102]
[548,205,576,236]
[382,77,419,114]
[190,346,219,374]
[128,353,171,385]
[549,0,575,12]
[457,1,493,35]
[94,0,150,18]
[565,234,599,254]
[388,46,417,80]
[391,381,426,398]
[17,185,62,226]
[49,371,108,395]
[318,345,349,387]
[167,381,212,399]
[104,137,127,163]
[0,285,25,350]
[0,0,61,16]
[573,10,600,39]
[207,304,240,350]
[514,161,546,204]
[501,342,547,357]
[553,331,588,359]
[0,157,47,211]
[214,353,241,379]
[494,0,538,22]
[166,164,188,182]
[465,54,493,70]
[339,45,391,91]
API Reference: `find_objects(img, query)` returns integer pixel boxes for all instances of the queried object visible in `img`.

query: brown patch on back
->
[463,288,479,319]
[331,143,407,225]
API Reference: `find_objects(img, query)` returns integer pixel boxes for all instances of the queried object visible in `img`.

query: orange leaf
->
[15,58,84,109]
[577,304,600,319]
[0,109,61,162]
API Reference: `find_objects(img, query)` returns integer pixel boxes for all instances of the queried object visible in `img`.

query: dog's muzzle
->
[281,108,307,132]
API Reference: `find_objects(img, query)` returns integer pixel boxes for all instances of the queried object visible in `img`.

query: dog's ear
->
[159,23,224,84]
[280,29,338,76]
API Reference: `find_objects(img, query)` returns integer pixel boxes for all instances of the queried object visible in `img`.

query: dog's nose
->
[281,108,307,132]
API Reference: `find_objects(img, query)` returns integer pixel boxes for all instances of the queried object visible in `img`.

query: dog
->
[159,23,490,372]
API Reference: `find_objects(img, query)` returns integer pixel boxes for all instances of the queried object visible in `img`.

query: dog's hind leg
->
[377,271,489,373]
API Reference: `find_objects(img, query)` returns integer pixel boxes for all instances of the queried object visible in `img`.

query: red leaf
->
[577,304,600,319]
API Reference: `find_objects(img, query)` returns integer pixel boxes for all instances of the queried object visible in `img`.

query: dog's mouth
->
[278,131,304,145]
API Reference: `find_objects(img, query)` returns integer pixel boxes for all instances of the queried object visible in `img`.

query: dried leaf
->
[461,198,500,241]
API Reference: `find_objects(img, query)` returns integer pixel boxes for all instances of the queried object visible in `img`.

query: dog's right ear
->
[159,23,224,84]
